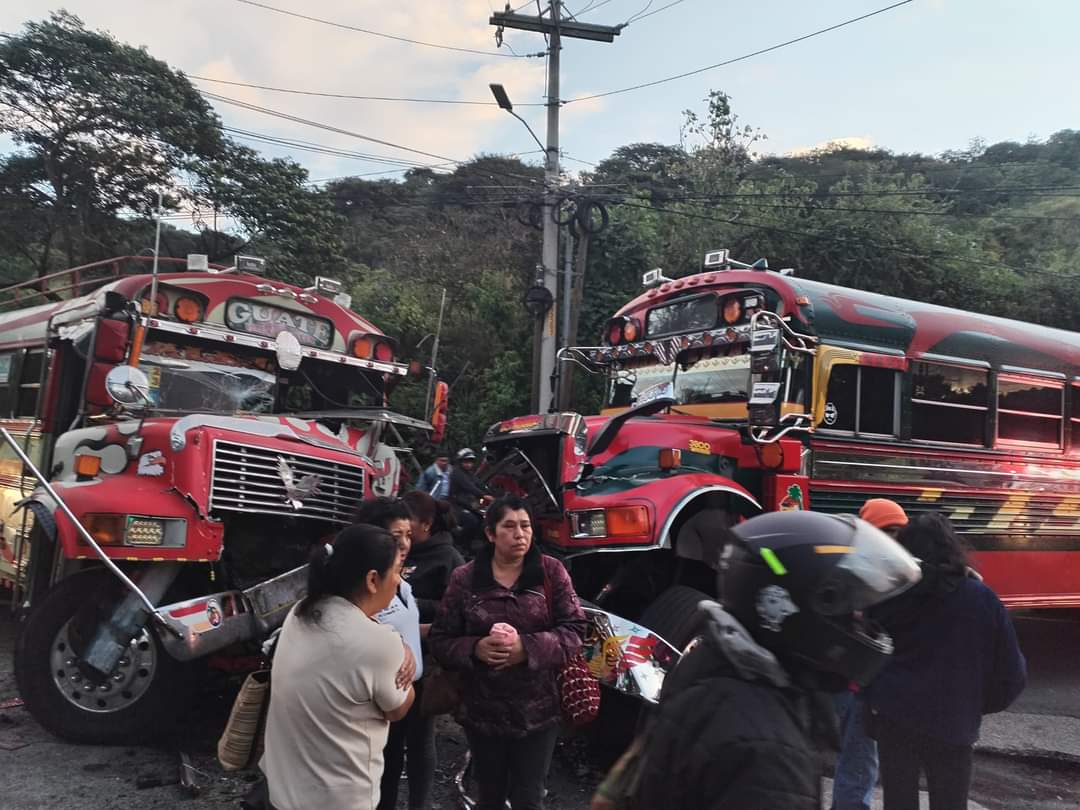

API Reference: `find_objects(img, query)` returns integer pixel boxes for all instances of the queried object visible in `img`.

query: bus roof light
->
[643,268,673,287]
[703,249,729,269]
[307,276,343,296]
[186,254,208,271]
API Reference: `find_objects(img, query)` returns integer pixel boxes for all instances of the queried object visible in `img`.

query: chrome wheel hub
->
[49,622,158,713]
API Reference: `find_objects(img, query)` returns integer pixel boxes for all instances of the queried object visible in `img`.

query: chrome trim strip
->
[142,316,408,376]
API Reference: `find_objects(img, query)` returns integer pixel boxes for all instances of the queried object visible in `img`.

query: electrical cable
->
[200,91,545,185]
[606,197,1080,279]
[190,74,546,106]
[625,0,686,24]
[564,0,914,103]
[231,0,540,58]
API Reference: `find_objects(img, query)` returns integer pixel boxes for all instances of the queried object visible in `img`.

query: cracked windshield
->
[608,354,751,409]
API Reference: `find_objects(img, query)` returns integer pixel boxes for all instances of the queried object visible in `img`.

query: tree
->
[0,12,342,279]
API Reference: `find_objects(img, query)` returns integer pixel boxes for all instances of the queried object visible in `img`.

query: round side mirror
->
[105,366,152,408]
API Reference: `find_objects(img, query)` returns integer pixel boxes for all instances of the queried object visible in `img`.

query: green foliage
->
[3,33,1080,450]
[0,12,342,278]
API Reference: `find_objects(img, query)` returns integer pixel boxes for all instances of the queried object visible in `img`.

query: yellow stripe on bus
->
[917,489,943,502]
[987,494,1031,530]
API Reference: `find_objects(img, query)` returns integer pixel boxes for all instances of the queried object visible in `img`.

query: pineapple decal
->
[778,483,804,512]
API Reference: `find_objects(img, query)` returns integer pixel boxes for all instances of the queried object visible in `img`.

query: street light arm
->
[508,109,546,153]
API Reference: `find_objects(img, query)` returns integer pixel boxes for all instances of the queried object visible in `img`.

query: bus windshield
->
[607,354,752,409]
[138,335,384,415]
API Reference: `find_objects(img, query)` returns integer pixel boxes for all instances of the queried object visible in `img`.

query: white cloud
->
[0,0,585,179]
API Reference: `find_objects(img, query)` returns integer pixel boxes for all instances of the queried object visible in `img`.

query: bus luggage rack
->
[0,256,227,310]
[209,441,364,524]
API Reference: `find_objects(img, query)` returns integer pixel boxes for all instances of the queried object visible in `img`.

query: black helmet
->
[720,510,920,686]
[456,448,477,461]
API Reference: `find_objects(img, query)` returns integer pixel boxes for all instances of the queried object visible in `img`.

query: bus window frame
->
[815,357,902,439]
[993,374,1065,451]
[909,359,991,449]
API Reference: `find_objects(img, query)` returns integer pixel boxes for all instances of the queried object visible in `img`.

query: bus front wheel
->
[14,568,184,744]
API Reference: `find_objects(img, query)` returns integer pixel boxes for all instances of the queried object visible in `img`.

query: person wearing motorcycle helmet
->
[628,510,920,810]
[449,448,492,553]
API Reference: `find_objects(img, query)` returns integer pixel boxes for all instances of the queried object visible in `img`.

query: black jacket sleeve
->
[983,596,1027,714]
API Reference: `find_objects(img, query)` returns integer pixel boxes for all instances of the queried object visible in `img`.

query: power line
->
[625,0,687,24]
[564,0,914,104]
[200,91,545,185]
[190,74,547,106]
[231,0,541,58]
[591,184,1080,200]
[223,126,449,169]
[715,197,1080,223]
[607,198,1080,280]
[200,91,462,163]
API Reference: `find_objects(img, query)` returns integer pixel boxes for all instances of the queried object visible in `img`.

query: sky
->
[1,0,1078,186]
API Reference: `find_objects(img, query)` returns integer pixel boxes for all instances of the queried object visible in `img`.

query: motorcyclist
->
[448,448,491,554]
[594,510,921,810]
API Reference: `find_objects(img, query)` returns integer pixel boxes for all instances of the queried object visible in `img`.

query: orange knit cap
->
[859,498,909,530]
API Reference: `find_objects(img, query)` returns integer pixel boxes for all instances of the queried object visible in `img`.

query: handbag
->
[544,567,601,727]
[217,669,271,771]
[418,663,464,717]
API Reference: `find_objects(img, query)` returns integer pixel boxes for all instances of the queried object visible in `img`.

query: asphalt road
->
[0,608,1078,809]
[1009,611,1080,719]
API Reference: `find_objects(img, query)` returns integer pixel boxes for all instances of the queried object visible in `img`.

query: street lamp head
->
[489,83,513,112]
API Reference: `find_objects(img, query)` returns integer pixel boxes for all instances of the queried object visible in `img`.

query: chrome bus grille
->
[210,441,364,524]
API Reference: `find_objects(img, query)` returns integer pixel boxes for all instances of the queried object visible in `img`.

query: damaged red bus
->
[484,250,1080,658]
[0,255,429,742]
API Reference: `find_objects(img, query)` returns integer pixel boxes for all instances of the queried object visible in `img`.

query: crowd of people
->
[251,441,1026,810]
[256,443,584,810]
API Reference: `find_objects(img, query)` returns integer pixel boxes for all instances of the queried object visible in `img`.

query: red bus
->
[0,255,430,742]
[484,250,1080,657]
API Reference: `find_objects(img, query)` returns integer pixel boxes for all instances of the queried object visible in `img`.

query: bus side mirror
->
[104,366,152,410]
[748,382,781,429]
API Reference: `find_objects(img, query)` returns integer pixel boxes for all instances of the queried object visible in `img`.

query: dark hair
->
[896,512,969,586]
[297,523,397,620]
[401,490,457,534]
[483,494,535,534]
[353,496,413,529]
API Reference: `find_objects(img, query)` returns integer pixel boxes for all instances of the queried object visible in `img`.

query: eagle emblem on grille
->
[276,456,322,510]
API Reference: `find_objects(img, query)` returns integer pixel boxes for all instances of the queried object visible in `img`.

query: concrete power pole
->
[490,3,620,413]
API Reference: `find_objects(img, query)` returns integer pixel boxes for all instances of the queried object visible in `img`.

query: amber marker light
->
[606,506,650,537]
[174,297,202,323]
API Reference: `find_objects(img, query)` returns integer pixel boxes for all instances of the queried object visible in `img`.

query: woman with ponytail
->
[261,524,414,810]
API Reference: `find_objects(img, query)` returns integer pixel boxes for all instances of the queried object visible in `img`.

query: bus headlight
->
[570,506,650,539]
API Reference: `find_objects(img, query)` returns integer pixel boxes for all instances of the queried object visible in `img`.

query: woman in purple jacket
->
[429,494,587,810]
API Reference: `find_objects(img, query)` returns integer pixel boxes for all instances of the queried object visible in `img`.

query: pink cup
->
[490,622,518,645]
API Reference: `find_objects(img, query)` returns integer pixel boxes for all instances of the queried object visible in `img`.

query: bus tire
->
[13,568,184,744]
[639,585,711,651]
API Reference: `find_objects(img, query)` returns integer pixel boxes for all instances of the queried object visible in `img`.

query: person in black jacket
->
[449,448,492,553]
[609,511,922,810]
[400,491,466,628]
[866,512,1026,810]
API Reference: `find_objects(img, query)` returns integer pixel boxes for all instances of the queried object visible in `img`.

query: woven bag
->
[543,567,600,727]
[217,669,271,771]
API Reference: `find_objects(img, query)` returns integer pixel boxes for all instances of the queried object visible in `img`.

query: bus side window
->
[0,352,14,417]
[911,362,988,445]
[997,377,1062,449]
[821,364,899,436]
[15,350,44,418]
[1071,385,1080,452]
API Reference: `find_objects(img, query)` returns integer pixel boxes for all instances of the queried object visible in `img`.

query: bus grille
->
[210,441,364,524]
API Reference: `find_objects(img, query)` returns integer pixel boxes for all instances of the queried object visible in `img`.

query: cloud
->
[785,136,877,157]
[0,0,589,180]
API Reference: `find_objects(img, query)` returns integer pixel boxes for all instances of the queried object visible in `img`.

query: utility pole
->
[490,2,620,413]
